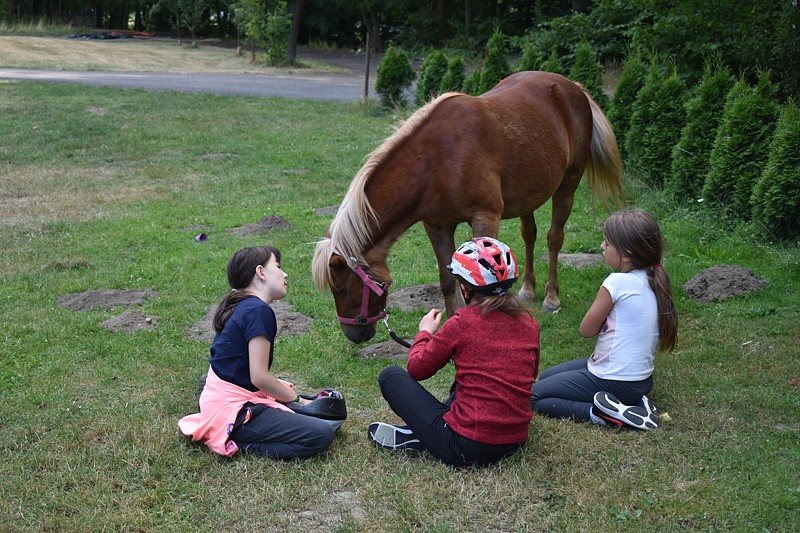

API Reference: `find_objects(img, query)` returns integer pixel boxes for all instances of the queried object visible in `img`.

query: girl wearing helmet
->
[368,237,540,467]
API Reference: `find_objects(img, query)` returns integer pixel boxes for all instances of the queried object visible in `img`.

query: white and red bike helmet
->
[448,237,519,294]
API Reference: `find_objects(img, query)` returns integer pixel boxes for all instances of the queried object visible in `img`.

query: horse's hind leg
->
[517,212,537,304]
[423,222,465,316]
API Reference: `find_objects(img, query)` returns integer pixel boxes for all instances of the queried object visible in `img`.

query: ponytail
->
[649,266,678,352]
[213,290,252,332]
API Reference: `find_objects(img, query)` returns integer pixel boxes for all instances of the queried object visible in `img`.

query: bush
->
[667,53,734,201]
[414,50,448,106]
[478,29,511,93]
[751,99,800,241]
[518,38,544,71]
[703,71,781,218]
[440,57,466,93]
[568,40,608,109]
[540,48,564,75]
[625,59,664,173]
[608,49,647,161]
[375,46,415,107]
[462,68,481,96]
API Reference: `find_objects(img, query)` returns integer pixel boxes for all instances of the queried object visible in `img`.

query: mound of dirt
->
[356,340,409,360]
[57,288,160,311]
[388,283,444,312]
[228,215,292,236]
[100,310,158,333]
[185,300,312,343]
[684,264,768,303]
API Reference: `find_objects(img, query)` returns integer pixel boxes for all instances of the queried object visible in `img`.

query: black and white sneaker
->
[368,422,425,452]
[594,392,660,430]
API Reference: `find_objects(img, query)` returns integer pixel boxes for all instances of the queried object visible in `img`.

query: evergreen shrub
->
[751,99,800,241]
[478,30,511,93]
[569,41,608,109]
[440,57,466,93]
[375,46,415,107]
[414,50,449,106]
[608,49,647,161]
[625,59,664,175]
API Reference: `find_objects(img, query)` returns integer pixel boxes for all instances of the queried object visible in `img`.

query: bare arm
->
[579,286,613,338]
[248,336,310,404]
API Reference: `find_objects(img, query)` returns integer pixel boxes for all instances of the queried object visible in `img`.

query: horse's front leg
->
[423,222,464,316]
[517,212,537,304]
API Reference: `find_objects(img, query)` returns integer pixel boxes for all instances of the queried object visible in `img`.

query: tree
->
[568,40,607,109]
[375,45,414,107]
[608,48,647,161]
[478,28,510,93]
[703,71,780,218]
[751,99,800,241]
[667,53,734,201]
[414,49,448,105]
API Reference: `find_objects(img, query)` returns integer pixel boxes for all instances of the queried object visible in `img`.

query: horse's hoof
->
[541,301,561,313]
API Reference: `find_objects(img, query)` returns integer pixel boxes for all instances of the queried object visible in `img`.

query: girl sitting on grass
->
[531,209,677,429]
[369,237,540,467]
[179,245,336,459]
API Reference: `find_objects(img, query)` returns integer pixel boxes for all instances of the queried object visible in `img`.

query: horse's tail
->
[312,238,334,291]
[585,95,625,208]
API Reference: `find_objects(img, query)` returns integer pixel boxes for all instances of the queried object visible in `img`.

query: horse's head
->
[313,238,390,344]
[327,253,390,343]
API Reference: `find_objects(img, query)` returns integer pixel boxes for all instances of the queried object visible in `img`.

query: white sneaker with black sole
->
[368,422,425,452]
[593,392,660,430]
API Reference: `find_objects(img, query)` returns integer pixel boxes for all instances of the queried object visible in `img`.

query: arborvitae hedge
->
[414,50,448,106]
[375,46,415,107]
[541,48,564,75]
[751,99,800,241]
[440,57,466,93]
[569,41,608,109]
[518,39,543,71]
[608,51,648,162]
[625,60,664,175]
[478,30,511,93]
[637,67,687,186]
[703,71,780,218]
[462,68,481,95]
[668,55,735,201]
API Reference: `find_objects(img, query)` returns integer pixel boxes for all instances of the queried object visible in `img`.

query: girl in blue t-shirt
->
[531,210,677,430]
[204,246,335,458]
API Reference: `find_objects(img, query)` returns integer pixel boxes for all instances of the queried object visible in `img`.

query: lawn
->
[1,54,798,531]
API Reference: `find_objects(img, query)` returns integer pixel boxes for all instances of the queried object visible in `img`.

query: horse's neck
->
[361,174,422,267]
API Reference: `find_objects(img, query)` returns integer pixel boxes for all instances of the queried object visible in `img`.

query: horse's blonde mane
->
[312,92,463,291]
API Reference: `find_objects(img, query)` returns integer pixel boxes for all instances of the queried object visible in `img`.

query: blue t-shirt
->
[209,296,277,392]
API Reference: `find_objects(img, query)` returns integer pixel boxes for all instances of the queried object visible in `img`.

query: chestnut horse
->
[312,71,623,343]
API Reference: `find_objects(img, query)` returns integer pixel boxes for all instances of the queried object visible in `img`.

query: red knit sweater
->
[407,305,540,444]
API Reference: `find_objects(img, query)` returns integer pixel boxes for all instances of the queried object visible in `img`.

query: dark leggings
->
[531,358,652,421]
[378,366,522,468]
[229,403,335,459]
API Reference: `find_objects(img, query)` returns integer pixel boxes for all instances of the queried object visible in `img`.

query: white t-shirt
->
[587,269,658,381]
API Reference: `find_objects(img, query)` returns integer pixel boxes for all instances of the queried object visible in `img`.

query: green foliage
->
[625,60,664,174]
[439,57,466,93]
[518,37,543,71]
[568,40,608,109]
[478,29,511,94]
[751,100,800,241]
[414,50,448,106]
[607,49,647,160]
[375,45,415,107]
[668,54,735,201]
[231,0,290,65]
[461,68,481,96]
[703,71,781,218]
[540,48,563,75]
[638,67,687,187]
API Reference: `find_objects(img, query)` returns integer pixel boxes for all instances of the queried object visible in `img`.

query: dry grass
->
[0,36,345,74]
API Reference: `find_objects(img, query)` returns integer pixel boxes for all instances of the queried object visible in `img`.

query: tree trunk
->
[287,0,305,65]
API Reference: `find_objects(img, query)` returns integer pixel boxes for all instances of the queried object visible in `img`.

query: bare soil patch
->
[684,264,768,303]
[57,288,159,311]
[227,215,292,237]
[186,300,312,343]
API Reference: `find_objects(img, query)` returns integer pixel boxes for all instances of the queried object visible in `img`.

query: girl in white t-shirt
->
[531,209,677,429]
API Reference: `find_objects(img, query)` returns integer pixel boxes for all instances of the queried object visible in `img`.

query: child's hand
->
[419,309,442,335]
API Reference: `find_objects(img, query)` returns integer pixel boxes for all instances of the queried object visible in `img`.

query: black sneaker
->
[594,392,660,430]
[368,422,425,452]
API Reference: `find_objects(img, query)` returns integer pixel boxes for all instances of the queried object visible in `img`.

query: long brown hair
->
[603,209,677,351]
[464,284,531,318]
[212,246,282,333]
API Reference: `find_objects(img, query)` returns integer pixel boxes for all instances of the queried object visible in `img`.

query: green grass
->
[0,81,798,532]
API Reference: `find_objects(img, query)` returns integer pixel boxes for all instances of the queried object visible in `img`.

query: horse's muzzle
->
[341,324,376,344]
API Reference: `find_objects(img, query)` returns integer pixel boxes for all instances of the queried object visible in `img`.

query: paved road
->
[0,50,380,101]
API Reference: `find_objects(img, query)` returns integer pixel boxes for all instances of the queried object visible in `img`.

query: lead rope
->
[381,315,412,349]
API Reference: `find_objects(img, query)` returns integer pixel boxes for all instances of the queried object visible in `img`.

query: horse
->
[312,71,623,344]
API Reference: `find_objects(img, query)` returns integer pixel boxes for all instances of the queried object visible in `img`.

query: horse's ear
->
[329,254,349,289]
